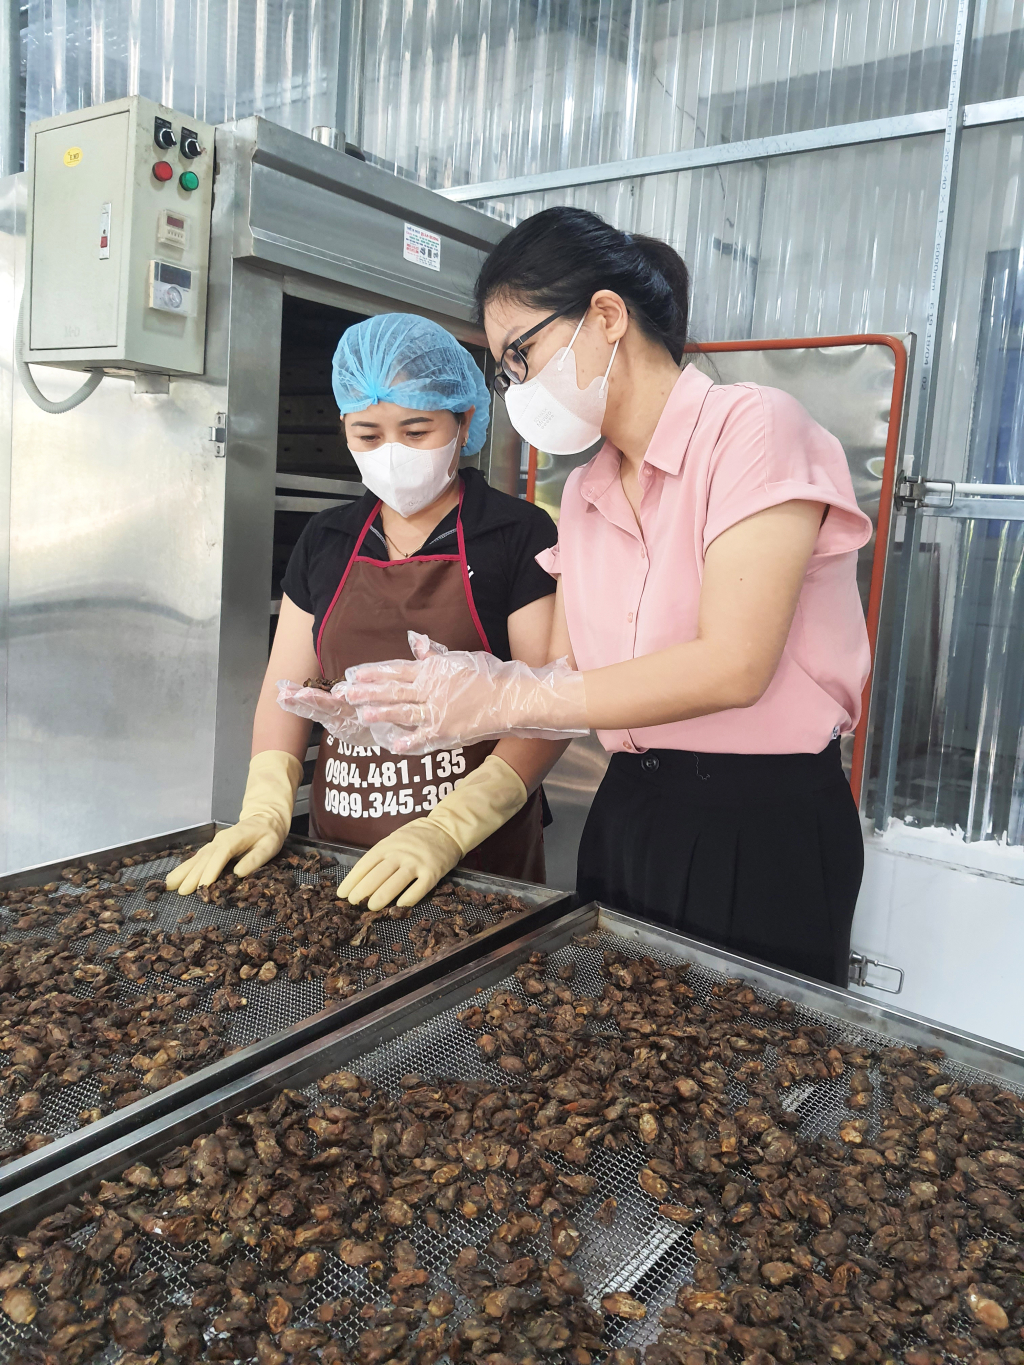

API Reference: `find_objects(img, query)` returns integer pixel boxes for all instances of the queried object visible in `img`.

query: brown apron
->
[309,481,545,882]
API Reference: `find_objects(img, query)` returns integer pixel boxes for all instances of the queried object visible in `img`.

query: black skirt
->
[577,739,863,987]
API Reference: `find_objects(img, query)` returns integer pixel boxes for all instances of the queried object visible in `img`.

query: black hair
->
[474,206,690,364]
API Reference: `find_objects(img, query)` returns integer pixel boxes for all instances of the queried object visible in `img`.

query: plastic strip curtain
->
[475,132,940,345]
[886,123,1024,843]
[968,0,1024,101]
[24,0,342,134]
[356,0,956,190]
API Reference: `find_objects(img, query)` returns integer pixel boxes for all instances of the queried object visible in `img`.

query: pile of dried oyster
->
[0,850,531,1168]
[2,945,1022,1365]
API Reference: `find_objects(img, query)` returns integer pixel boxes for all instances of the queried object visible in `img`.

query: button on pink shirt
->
[535,365,873,755]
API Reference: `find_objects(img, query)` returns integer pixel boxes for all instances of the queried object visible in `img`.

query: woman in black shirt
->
[168,314,562,904]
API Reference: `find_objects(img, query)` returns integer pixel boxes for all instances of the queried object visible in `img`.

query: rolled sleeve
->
[702,385,873,557]
[505,505,558,615]
[535,542,560,577]
[281,521,315,614]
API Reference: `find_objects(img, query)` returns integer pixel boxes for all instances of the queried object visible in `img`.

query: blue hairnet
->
[332,313,491,455]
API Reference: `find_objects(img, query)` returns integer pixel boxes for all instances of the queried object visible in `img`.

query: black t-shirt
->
[282,467,558,661]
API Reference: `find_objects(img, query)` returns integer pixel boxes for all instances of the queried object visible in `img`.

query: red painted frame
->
[526,445,539,503]
[524,334,909,808]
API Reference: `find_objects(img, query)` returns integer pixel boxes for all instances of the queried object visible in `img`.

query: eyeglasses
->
[493,307,576,394]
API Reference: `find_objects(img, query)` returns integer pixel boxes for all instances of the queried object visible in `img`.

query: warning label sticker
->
[403,222,441,272]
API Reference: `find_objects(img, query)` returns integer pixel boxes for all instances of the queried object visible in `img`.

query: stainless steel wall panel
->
[204,127,282,825]
[3,243,227,872]
[693,340,900,605]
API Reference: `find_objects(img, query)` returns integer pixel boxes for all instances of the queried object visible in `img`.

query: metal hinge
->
[849,952,905,994]
[207,412,227,457]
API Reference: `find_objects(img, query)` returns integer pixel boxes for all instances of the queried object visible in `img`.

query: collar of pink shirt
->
[575,364,714,526]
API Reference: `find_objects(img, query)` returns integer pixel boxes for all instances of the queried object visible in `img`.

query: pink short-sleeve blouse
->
[535,365,873,756]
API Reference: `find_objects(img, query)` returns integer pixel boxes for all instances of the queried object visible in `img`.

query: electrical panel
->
[23,95,215,376]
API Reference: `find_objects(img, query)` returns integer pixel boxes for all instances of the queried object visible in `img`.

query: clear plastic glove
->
[275,679,376,746]
[165,750,303,894]
[345,632,589,755]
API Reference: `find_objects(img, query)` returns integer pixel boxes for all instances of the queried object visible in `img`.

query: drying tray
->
[1,902,1022,1364]
[0,823,571,1198]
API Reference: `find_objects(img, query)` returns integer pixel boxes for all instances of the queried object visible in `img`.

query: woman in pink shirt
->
[348,208,872,987]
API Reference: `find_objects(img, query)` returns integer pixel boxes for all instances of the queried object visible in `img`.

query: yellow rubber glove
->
[337,754,527,910]
[165,750,303,895]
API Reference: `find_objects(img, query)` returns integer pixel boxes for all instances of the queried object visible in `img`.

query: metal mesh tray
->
[1,902,1022,1364]
[0,824,570,1197]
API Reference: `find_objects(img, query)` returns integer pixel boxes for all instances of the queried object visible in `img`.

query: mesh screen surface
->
[1,926,1021,1362]
[0,848,542,1171]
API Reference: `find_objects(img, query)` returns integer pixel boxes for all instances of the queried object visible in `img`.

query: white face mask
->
[352,435,460,517]
[502,316,619,455]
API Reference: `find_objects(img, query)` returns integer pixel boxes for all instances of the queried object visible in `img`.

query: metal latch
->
[207,413,226,457]
[849,952,905,994]
[894,472,954,510]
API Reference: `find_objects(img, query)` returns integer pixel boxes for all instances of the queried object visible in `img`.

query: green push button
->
[179,170,199,191]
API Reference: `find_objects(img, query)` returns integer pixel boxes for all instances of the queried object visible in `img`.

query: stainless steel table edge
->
[589,903,1024,1084]
[0,906,595,1232]
[0,823,222,889]
[0,830,572,1198]
[285,830,569,903]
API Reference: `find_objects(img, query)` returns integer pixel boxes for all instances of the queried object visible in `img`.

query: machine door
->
[535,334,911,892]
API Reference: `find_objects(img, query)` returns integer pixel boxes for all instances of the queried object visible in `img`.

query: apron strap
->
[456,481,492,653]
[316,499,383,667]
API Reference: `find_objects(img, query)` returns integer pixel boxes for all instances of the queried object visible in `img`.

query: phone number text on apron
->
[320,748,466,820]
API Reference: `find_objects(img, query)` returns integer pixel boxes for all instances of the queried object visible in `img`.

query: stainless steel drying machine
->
[0,118,520,874]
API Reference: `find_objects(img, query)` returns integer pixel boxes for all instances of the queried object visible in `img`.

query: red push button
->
[153,161,174,182]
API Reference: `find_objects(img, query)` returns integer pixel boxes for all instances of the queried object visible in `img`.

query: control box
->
[22,95,215,375]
